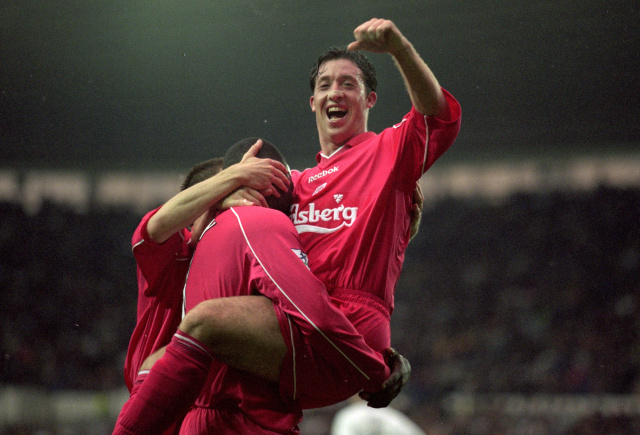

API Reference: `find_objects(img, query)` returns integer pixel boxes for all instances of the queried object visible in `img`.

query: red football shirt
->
[123,207,193,392]
[290,90,461,322]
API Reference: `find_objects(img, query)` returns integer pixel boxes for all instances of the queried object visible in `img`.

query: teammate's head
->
[181,157,224,191]
[309,47,377,94]
[178,157,224,243]
[223,138,292,215]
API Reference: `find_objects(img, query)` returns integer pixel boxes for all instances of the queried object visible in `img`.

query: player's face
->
[310,59,376,147]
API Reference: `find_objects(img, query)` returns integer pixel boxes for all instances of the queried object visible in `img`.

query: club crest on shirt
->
[312,183,327,196]
[291,249,309,268]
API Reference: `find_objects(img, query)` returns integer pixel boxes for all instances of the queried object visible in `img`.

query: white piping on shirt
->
[421,114,430,175]
[320,145,345,160]
[286,314,297,399]
[231,207,372,382]
[182,218,217,320]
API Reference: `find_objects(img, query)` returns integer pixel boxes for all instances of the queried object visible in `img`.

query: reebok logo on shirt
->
[308,166,339,183]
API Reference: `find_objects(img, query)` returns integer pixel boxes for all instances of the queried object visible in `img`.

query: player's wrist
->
[219,164,247,189]
[389,38,413,62]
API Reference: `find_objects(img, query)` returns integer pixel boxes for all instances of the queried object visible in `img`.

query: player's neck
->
[319,144,346,160]
[320,141,342,157]
[318,132,357,157]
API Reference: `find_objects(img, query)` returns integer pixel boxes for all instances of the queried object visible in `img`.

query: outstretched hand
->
[237,139,290,198]
[347,18,407,56]
[359,347,411,408]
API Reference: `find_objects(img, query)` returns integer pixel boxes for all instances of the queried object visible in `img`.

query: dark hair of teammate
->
[181,158,224,191]
[223,138,292,215]
[309,46,377,94]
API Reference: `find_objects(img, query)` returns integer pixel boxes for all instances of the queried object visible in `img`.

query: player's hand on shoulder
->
[359,347,411,408]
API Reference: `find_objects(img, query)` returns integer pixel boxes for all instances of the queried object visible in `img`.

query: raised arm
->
[347,18,448,118]
[147,140,290,243]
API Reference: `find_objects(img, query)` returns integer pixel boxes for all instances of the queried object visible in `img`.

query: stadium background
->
[1,1,639,434]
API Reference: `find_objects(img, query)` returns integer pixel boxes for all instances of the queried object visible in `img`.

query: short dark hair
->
[309,47,377,94]
[223,137,292,215]
[181,157,224,191]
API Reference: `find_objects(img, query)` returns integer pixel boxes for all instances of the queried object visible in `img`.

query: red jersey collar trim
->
[315,131,377,163]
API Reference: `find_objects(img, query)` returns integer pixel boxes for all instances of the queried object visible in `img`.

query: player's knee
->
[179,301,221,343]
[179,299,240,348]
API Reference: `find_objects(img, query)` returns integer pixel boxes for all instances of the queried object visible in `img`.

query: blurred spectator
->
[331,397,426,435]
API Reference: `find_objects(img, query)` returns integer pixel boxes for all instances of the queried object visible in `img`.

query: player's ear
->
[366,91,377,109]
[310,95,316,112]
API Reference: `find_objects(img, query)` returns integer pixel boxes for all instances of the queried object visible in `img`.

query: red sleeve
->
[132,207,190,297]
[387,88,461,187]
[424,88,462,171]
[232,207,391,391]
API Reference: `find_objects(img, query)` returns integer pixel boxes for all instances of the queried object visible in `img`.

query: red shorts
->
[180,405,300,435]
[276,291,391,410]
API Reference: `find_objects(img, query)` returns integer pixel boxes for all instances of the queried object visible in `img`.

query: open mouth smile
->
[327,106,348,120]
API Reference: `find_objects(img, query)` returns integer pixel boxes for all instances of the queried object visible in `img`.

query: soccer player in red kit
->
[121,145,290,434]
[289,20,461,356]
[124,158,221,394]
[125,150,288,389]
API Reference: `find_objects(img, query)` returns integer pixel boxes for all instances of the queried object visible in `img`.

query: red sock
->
[131,371,148,397]
[112,331,214,434]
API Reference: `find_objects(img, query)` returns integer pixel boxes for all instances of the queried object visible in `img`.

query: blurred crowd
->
[1,185,639,433]
[396,186,639,399]
[0,202,139,391]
